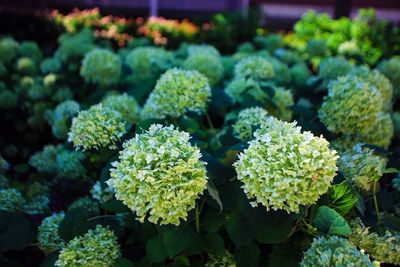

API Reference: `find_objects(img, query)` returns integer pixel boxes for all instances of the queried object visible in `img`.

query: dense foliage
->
[0,7,400,267]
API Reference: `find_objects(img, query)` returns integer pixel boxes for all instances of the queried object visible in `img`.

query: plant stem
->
[195,204,200,234]
[205,113,215,134]
[87,214,118,222]
[373,181,381,234]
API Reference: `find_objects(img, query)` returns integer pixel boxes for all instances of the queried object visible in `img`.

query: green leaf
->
[146,235,168,263]
[329,183,358,216]
[268,245,301,267]
[202,208,225,234]
[235,242,260,267]
[206,179,223,212]
[383,167,399,174]
[171,256,190,267]
[101,199,130,213]
[162,224,195,258]
[58,207,88,242]
[381,213,400,232]
[200,233,225,256]
[0,212,35,253]
[226,213,253,245]
[313,206,351,236]
[115,258,134,267]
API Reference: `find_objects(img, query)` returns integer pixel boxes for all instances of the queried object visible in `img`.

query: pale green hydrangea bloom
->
[68,196,100,216]
[16,57,36,75]
[232,107,270,141]
[300,236,376,267]
[234,117,338,213]
[330,137,358,154]
[38,212,65,254]
[224,77,264,104]
[319,76,383,136]
[142,68,211,120]
[183,53,224,86]
[69,104,127,150]
[269,58,291,86]
[290,62,311,88]
[101,93,141,124]
[43,73,57,89]
[350,219,400,265]
[107,124,208,225]
[91,181,115,204]
[40,57,61,74]
[46,100,80,139]
[234,56,274,81]
[337,144,386,192]
[55,225,120,267]
[19,41,43,63]
[306,39,329,58]
[338,40,360,56]
[80,48,121,87]
[267,86,294,121]
[0,188,26,212]
[24,182,50,214]
[318,57,353,86]
[377,57,400,97]
[29,145,85,179]
[356,112,393,149]
[0,37,19,64]
[125,47,174,89]
[187,44,220,58]
[205,252,236,267]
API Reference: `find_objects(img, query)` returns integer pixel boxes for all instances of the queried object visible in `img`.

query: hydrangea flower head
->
[267,86,294,121]
[68,104,127,150]
[101,93,141,125]
[183,53,224,86]
[68,196,100,216]
[142,68,211,119]
[187,44,221,58]
[0,37,19,63]
[55,225,120,267]
[318,57,353,86]
[356,112,393,149]
[47,100,80,139]
[38,212,65,254]
[234,117,338,213]
[0,188,26,212]
[40,57,61,74]
[91,181,115,204]
[350,218,400,265]
[337,144,386,192]
[234,56,274,81]
[205,251,236,267]
[16,57,37,75]
[232,107,270,141]
[107,124,208,225]
[80,48,121,87]
[300,236,376,267]
[224,77,263,104]
[319,75,383,136]
[377,57,400,97]
[125,47,174,89]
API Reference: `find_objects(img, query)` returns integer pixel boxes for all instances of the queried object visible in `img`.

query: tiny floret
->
[55,225,120,267]
[234,117,338,213]
[68,104,127,150]
[107,124,208,225]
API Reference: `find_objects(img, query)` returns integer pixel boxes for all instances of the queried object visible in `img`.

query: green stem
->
[373,181,381,234]
[87,214,118,222]
[195,204,200,234]
[205,113,215,134]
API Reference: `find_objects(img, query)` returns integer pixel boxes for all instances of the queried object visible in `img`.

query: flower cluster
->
[232,107,270,141]
[101,93,141,125]
[142,68,211,119]
[29,145,85,178]
[46,100,80,139]
[0,37,19,64]
[16,57,37,75]
[0,188,26,212]
[38,212,65,254]
[319,75,382,136]
[80,48,121,87]
[267,86,294,121]
[91,181,115,204]
[107,124,208,225]
[205,252,236,267]
[318,57,353,87]
[234,117,338,213]
[300,236,376,267]
[377,57,400,98]
[234,56,274,81]
[68,104,127,150]
[350,219,400,265]
[55,225,120,267]
[356,112,394,149]
[337,144,386,192]
[125,47,174,89]
[68,196,100,216]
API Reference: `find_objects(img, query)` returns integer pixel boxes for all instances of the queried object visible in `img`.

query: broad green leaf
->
[200,233,225,256]
[162,224,195,258]
[235,242,260,267]
[146,235,168,263]
[268,245,301,267]
[58,207,88,242]
[313,206,351,236]
[202,208,225,234]
[383,167,399,174]
[226,213,253,245]
[115,258,134,267]
[0,212,35,253]
[206,179,223,212]
[329,183,358,215]
[101,199,130,213]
